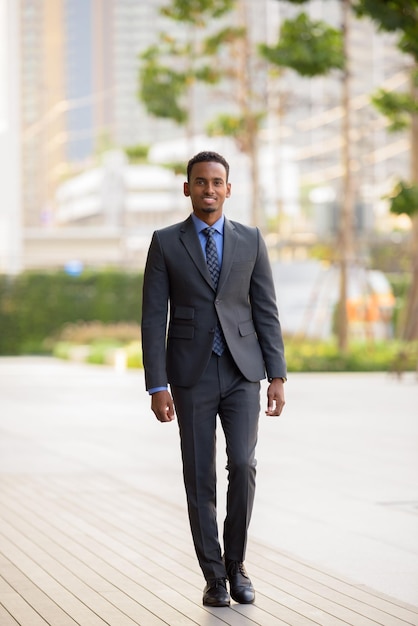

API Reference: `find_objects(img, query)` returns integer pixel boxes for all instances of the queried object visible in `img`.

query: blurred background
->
[1,0,418,370]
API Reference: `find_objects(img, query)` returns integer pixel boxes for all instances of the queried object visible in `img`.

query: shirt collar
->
[191,213,225,235]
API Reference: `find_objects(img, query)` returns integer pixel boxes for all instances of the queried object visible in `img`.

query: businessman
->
[141,151,287,607]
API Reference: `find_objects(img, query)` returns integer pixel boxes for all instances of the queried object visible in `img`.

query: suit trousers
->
[171,349,260,582]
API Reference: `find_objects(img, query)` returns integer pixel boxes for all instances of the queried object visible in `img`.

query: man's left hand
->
[265,378,285,416]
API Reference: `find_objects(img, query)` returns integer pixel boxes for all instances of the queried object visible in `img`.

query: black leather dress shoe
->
[202,578,230,607]
[225,560,255,604]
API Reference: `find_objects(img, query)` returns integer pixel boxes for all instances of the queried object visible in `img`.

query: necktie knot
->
[204,226,216,239]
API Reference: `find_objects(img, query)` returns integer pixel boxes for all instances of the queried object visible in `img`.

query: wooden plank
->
[0,555,78,626]
[0,491,230,626]
[0,482,242,625]
[0,480,304,626]
[0,532,136,626]
[59,482,416,624]
[252,542,418,625]
[56,482,414,626]
[1,478,298,626]
[0,603,21,626]
[0,577,52,626]
[3,472,413,626]
[1,469,417,626]
[250,557,410,624]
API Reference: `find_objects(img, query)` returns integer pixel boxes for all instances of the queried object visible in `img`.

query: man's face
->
[184,160,231,224]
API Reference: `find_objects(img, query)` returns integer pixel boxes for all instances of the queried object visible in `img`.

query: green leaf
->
[139,60,188,124]
[124,145,150,163]
[206,114,245,137]
[353,0,418,34]
[138,2,238,127]
[259,12,344,77]
[206,112,264,141]
[161,0,235,24]
[353,0,418,62]
[194,65,221,84]
[399,32,418,60]
[386,180,418,217]
[203,26,246,54]
[371,88,418,131]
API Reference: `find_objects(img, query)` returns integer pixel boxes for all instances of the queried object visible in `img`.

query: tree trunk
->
[403,70,418,340]
[237,0,264,230]
[337,0,355,352]
[403,217,418,340]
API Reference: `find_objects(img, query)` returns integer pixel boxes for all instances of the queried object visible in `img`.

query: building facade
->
[0,0,22,273]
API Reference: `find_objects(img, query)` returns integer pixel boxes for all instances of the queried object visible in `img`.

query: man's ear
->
[184,182,190,197]
[226,183,232,198]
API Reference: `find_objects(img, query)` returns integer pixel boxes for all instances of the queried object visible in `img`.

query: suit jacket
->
[141,215,286,389]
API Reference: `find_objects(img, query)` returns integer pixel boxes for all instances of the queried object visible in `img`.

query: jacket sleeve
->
[141,231,169,390]
[250,229,287,380]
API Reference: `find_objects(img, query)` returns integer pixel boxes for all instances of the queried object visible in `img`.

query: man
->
[141,151,286,607]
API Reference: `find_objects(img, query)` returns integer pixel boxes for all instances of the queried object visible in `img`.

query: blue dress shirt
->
[192,213,224,266]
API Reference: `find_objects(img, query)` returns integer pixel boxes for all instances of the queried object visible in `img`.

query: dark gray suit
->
[141,215,286,580]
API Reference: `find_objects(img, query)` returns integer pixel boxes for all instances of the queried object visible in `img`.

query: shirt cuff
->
[148,386,168,395]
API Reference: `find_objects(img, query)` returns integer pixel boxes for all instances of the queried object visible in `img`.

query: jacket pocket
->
[238,319,255,337]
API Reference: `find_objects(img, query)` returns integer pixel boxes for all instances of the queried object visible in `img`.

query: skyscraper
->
[19,0,170,228]
[20,0,71,228]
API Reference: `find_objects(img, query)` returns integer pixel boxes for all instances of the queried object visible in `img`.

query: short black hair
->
[187,151,230,182]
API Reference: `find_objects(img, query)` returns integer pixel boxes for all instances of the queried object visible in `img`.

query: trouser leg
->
[172,351,260,579]
[218,355,260,562]
[172,355,224,581]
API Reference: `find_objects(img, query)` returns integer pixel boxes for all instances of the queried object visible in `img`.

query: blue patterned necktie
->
[204,227,226,356]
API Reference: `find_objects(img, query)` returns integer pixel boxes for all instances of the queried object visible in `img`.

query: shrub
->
[284,338,416,372]
[0,270,142,355]
[51,321,140,345]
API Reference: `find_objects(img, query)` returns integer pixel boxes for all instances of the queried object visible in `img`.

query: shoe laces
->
[227,561,248,578]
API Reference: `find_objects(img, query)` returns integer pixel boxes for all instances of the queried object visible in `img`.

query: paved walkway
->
[0,357,417,625]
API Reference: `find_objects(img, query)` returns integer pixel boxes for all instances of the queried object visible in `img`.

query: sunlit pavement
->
[1,357,417,607]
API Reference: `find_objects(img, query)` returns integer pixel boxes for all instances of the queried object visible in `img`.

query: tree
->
[259,11,344,76]
[138,0,268,228]
[354,0,418,339]
[139,0,235,138]
[205,1,267,228]
[260,0,355,352]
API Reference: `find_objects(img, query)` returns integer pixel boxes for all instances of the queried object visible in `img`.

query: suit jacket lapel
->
[180,216,214,289]
[180,215,237,293]
[218,217,237,294]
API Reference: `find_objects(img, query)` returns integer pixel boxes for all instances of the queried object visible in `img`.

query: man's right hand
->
[151,390,175,422]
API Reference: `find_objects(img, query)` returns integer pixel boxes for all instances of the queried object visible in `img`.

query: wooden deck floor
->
[1,357,417,625]
[1,470,417,626]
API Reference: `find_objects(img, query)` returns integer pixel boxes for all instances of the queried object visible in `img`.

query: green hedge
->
[52,336,418,374]
[0,270,143,355]
[284,338,417,372]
